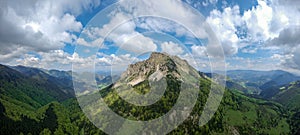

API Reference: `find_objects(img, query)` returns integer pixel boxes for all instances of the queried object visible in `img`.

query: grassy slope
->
[221,90,290,134]
[0,89,291,135]
[0,64,293,134]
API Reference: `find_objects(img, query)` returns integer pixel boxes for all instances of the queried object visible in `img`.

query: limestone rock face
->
[115,52,199,87]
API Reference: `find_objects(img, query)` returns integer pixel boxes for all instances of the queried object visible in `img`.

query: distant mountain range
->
[0,64,74,107]
[272,81,300,110]
[226,70,300,95]
[75,52,294,134]
[0,53,300,134]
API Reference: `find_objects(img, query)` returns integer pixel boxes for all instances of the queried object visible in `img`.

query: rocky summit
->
[116,52,199,87]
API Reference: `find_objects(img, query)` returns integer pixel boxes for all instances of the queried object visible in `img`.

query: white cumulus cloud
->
[161,41,184,55]
[0,0,101,63]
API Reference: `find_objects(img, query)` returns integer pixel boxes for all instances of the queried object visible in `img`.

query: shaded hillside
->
[80,52,290,134]
[0,64,73,108]
[273,81,300,135]
[0,54,295,134]
[227,70,300,95]
[11,66,75,97]
[270,81,300,111]
[204,72,255,94]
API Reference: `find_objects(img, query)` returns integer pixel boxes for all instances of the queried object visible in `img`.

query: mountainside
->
[268,81,300,134]
[114,52,199,92]
[227,70,300,95]
[204,72,249,94]
[0,64,73,108]
[0,64,102,135]
[7,65,109,95]
[0,53,297,134]
[11,66,75,97]
[81,52,290,134]
[227,70,298,84]
[271,81,300,110]
[259,74,300,99]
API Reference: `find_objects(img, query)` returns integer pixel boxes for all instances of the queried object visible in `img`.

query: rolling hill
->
[78,52,291,134]
[227,70,300,96]
[0,53,297,134]
[270,81,300,111]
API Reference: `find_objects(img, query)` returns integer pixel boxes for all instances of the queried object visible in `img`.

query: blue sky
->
[0,0,300,74]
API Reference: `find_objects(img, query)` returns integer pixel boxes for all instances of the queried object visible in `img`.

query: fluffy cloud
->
[11,50,73,70]
[82,13,157,54]
[280,47,300,70]
[135,17,194,38]
[2,0,300,73]
[0,0,101,62]
[161,42,184,55]
[120,34,157,54]
[224,56,282,71]
[263,0,300,71]
[242,0,300,43]
[205,0,284,56]
[96,53,141,71]
[77,37,104,48]
[105,18,158,54]
[0,46,28,62]
[267,27,300,47]
[201,0,218,6]
[80,0,216,61]
[191,45,207,57]
[205,0,299,55]
[197,0,300,72]
[123,0,209,39]
[206,5,241,56]
[291,48,300,69]
[241,48,258,54]
[242,0,275,41]
[15,54,40,67]
[11,49,139,71]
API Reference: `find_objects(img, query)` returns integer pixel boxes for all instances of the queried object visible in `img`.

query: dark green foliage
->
[0,63,297,135]
[100,74,182,121]
[0,65,73,108]
[272,81,300,111]
[226,70,300,95]
[41,104,58,132]
[289,111,300,135]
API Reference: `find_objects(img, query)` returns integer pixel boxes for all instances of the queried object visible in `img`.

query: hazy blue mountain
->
[259,74,300,98]
[262,81,300,134]
[270,81,300,110]
[204,73,258,94]
[227,70,299,85]
[227,70,300,94]
[10,65,113,95]
[0,55,298,134]
[47,69,73,80]
[0,64,102,134]
[11,65,75,97]
[0,64,73,107]
[88,53,291,134]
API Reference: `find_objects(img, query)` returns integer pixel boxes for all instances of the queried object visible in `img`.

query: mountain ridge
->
[117,52,188,87]
[0,54,298,134]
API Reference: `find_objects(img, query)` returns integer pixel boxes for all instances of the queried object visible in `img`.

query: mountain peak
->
[114,52,199,87]
[119,52,177,86]
[127,52,176,75]
[149,52,169,59]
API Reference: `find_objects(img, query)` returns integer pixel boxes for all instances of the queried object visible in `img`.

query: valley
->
[0,52,299,134]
